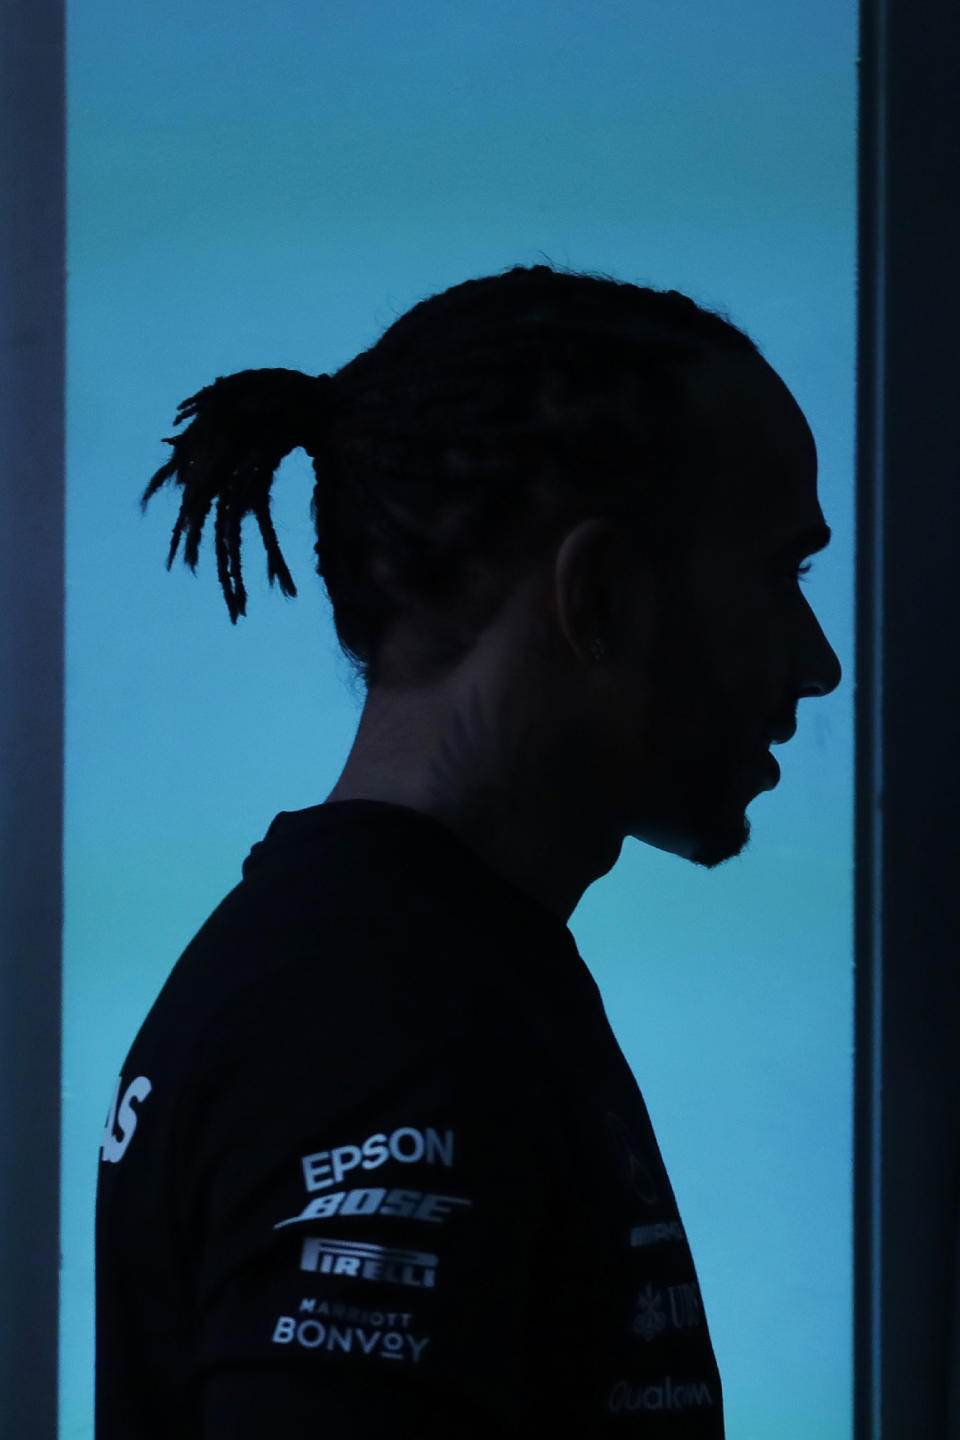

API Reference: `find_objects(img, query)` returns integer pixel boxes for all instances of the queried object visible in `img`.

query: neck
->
[324,679,622,923]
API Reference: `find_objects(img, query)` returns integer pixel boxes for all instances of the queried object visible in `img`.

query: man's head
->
[142,263,841,904]
[364,345,839,875]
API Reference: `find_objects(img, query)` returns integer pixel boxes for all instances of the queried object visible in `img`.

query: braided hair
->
[140,262,762,691]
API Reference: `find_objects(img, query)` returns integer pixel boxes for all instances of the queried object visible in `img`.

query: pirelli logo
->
[300,1237,438,1289]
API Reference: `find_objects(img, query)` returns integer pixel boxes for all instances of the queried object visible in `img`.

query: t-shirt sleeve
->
[173,963,566,1438]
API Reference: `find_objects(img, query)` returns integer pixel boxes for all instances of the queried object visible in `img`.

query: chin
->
[629,822,699,861]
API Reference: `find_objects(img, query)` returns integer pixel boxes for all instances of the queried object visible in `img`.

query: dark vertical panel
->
[0,2,65,1438]
[854,6,884,1433]
[855,1,960,1437]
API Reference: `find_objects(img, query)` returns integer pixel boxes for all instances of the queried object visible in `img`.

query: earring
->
[590,637,606,662]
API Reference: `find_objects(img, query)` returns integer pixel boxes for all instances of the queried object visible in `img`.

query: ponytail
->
[140,367,337,623]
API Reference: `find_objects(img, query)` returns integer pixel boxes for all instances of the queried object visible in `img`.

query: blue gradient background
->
[62,3,857,1435]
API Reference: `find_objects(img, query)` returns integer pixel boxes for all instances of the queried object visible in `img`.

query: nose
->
[799,630,843,700]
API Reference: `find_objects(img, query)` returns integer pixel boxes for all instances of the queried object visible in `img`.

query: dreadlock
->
[140,262,762,691]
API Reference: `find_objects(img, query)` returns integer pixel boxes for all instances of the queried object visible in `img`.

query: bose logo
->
[275,1187,473,1229]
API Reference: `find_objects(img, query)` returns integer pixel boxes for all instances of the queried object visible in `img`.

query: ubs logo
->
[602,1111,659,1207]
[630,1280,703,1342]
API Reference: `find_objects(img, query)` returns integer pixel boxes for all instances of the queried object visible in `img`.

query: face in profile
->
[607,352,842,870]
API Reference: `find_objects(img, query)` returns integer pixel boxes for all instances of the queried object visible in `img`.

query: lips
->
[768,723,796,746]
[760,751,781,788]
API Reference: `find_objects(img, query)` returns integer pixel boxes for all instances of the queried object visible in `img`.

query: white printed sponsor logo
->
[298,1298,415,1328]
[302,1127,455,1192]
[629,1219,685,1250]
[667,1281,704,1331]
[607,1376,714,1415]
[301,1236,437,1289]
[101,1073,153,1164]
[273,1314,430,1363]
[603,1111,659,1207]
[631,1281,704,1342]
[275,1186,473,1230]
[631,1283,668,1342]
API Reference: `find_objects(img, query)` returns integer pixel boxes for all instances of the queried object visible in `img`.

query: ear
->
[552,517,625,666]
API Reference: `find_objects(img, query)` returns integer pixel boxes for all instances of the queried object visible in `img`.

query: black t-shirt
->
[95,800,725,1437]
